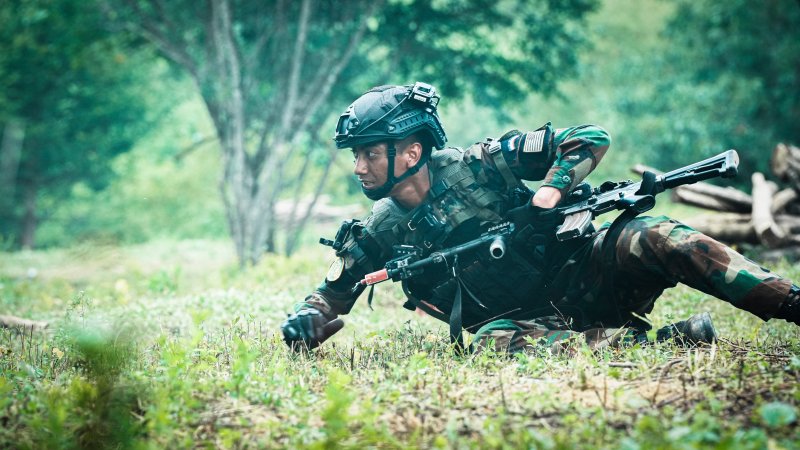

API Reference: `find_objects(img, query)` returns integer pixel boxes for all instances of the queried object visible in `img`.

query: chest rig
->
[375,147,508,252]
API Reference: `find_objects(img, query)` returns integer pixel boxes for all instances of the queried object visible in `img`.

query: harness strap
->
[401,282,450,322]
[487,140,522,190]
[430,168,473,198]
[600,208,639,325]
[450,276,464,350]
[599,170,659,327]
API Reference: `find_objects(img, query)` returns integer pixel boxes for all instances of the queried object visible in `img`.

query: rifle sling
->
[450,277,464,349]
[599,207,639,326]
[401,283,450,322]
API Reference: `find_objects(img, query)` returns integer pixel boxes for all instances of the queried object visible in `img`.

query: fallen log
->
[771,188,798,214]
[0,314,48,332]
[682,213,757,243]
[670,189,743,213]
[761,245,800,263]
[770,143,800,186]
[681,213,800,245]
[274,195,363,224]
[751,172,788,248]
[632,164,752,212]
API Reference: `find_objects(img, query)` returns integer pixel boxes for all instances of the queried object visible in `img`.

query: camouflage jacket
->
[299,124,612,328]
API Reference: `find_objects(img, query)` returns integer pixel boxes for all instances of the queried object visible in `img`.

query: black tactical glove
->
[280,308,345,351]
[505,202,563,246]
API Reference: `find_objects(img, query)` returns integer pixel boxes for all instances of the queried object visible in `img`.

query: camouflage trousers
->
[471,316,637,354]
[472,215,794,354]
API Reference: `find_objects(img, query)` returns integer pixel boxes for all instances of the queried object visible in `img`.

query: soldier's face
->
[352,142,406,190]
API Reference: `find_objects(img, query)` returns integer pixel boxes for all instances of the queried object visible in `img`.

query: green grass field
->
[1,232,799,448]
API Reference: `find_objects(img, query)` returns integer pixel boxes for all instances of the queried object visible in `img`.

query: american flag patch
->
[522,130,546,153]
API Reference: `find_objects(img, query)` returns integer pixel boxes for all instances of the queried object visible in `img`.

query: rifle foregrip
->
[556,210,593,241]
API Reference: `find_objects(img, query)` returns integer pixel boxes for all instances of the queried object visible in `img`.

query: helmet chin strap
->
[362,142,429,201]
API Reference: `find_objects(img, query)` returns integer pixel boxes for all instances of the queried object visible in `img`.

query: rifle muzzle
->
[489,237,506,259]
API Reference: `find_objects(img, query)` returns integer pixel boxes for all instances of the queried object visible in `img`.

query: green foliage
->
[611,0,800,181]
[0,0,186,248]
[758,402,797,429]
[3,240,797,447]
[33,96,227,247]
[1,323,147,449]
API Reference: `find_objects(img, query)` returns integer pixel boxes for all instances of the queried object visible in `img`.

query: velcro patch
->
[522,130,546,153]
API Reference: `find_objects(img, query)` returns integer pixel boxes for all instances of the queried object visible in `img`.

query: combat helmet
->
[334,82,447,200]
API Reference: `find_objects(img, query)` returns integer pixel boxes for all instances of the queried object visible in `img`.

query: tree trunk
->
[117,0,374,267]
[284,151,339,256]
[20,179,38,250]
[0,119,25,210]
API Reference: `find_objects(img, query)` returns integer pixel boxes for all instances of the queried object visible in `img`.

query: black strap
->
[367,284,375,311]
[400,282,450,322]
[450,280,465,352]
[448,255,466,351]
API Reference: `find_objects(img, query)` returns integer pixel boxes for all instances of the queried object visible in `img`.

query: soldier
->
[281,82,800,354]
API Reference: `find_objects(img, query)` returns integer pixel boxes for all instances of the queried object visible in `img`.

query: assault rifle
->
[356,149,740,287]
[359,222,514,286]
[555,149,739,241]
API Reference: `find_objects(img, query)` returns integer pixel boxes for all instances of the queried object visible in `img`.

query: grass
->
[1,231,799,448]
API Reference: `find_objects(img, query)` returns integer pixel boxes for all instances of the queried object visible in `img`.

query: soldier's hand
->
[280,308,344,351]
[505,202,562,245]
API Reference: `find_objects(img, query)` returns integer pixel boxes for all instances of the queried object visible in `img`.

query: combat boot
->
[656,312,718,345]
[776,284,800,326]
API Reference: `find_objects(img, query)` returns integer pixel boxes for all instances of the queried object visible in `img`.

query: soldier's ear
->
[404,141,423,167]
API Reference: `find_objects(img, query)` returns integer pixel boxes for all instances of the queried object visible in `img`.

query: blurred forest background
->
[2,2,800,447]
[1,0,798,265]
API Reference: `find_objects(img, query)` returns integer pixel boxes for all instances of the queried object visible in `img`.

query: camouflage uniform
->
[300,124,795,353]
[472,215,793,353]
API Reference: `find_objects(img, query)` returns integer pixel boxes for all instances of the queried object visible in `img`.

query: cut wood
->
[274,195,363,224]
[751,172,787,248]
[761,245,800,262]
[632,164,752,212]
[682,213,757,243]
[770,143,800,185]
[771,188,798,214]
[670,189,744,213]
[0,314,48,332]
[682,213,800,244]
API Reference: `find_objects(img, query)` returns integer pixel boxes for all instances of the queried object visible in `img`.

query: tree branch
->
[293,0,381,131]
[285,147,339,255]
[242,0,287,94]
[278,0,311,142]
[116,0,200,78]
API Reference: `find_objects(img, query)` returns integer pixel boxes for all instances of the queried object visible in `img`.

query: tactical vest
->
[329,145,572,329]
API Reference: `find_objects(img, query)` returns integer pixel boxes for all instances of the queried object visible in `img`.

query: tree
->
[107,0,599,265]
[0,0,177,249]
[612,0,800,181]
